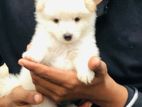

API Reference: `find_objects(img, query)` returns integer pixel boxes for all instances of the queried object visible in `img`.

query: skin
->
[0,86,43,107]
[18,57,128,107]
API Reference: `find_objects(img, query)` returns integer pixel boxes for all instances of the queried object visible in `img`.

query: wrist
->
[110,83,128,107]
[94,76,128,107]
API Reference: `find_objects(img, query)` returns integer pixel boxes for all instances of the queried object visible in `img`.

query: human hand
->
[0,86,43,107]
[19,57,128,107]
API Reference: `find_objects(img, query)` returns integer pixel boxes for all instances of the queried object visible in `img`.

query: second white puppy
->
[0,0,101,106]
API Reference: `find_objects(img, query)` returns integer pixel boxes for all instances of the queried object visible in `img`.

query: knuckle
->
[53,96,62,103]
[66,79,78,89]
[71,77,79,86]
[64,72,79,89]
[65,75,79,90]
[56,89,67,97]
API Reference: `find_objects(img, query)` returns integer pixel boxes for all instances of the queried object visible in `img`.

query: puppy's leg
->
[0,63,9,78]
[22,29,48,62]
[22,43,47,62]
[74,55,95,84]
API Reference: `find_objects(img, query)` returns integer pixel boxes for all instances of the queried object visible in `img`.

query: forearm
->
[93,84,142,107]
[93,77,128,107]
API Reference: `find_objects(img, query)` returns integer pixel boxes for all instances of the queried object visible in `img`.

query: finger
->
[35,84,63,103]
[11,86,43,105]
[33,74,82,101]
[32,73,67,97]
[88,57,107,77]
[19,59,78,85]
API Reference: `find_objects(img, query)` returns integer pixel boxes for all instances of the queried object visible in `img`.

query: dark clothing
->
[0,0,142,106]
[0,0,35,73]
[95,0,142,106]
[96,0,142,91]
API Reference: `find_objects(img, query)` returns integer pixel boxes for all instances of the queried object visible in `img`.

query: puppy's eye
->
[53,18,59,23]
[74,17,80,22]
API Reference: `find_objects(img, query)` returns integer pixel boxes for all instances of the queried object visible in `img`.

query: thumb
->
[10,86,43,105]
[88,57,107,77]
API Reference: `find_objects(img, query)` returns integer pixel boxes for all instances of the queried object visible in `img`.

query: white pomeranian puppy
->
[0,0,101,106]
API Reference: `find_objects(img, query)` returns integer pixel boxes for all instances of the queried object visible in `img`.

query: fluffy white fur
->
[0,0,100,106]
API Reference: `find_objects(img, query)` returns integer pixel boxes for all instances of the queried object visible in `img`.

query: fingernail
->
[18,59,24,66]
[18,59,28,66]
[34,94,43,103]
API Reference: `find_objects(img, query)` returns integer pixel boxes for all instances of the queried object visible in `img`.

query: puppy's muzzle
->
[63,33,72,41]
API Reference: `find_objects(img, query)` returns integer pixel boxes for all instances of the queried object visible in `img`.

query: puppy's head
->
[35,0,102,44]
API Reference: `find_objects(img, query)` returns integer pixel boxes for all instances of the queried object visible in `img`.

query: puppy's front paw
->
[22,50,43,62]
[0,63,9,78]
[77,69,95,84]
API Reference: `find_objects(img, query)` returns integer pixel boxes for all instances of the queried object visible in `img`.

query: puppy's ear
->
[35,0,46,12]
[95,0,102,5]
[84,0,102,12]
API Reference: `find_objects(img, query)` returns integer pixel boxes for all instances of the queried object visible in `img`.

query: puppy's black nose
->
[63,33,72,41]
